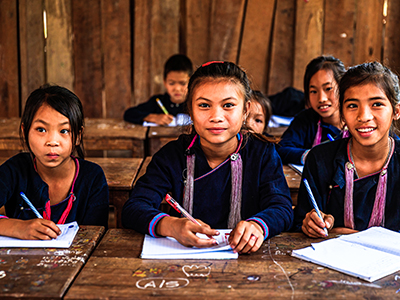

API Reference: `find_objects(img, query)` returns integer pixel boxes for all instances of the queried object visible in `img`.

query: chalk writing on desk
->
[182,265,211,277]
[0,270,5,279]
[136,278,189,290]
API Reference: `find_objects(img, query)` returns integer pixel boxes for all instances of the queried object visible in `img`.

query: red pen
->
[164,194,215,240]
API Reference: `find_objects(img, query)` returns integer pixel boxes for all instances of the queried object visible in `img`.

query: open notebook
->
[0,221,79,248]
[143,113,192,127]
[292,227,400,282]
[141,229,238,259]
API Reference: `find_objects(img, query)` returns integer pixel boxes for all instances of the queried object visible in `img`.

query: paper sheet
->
[0,221,79,248]
[141,229,238,259]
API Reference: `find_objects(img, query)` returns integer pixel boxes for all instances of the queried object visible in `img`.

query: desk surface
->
[0,226,104,299]
[65,229,400,299]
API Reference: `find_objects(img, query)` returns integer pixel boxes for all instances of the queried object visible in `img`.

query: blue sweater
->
[293,138,400,232]
[124,93,184,124]
[122,134,293,239]
[277,108,342,165]
[0,153,109,228]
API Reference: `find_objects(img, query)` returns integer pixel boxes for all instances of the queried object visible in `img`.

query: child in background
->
[0,84,109,240]
[246,90,273,135]
[293,62,400,237]
[124,54,193,125]
[277,56,346,165]
[122,61,293,254]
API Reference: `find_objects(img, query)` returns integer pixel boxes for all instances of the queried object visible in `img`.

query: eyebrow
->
[310,82,332,88]
[195,97,237,102]
[343,96,386,103]
[32,119,70,126]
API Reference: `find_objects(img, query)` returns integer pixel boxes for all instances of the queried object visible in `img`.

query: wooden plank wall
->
[0,0,399,118]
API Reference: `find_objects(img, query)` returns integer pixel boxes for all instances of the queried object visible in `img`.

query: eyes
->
[167,80,187,87]
[309,86,333,94]
[34,127,70,135]
[197,102,236,109]
[345,101,386,109]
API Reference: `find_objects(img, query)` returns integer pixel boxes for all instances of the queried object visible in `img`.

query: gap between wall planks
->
[1,0,400,120]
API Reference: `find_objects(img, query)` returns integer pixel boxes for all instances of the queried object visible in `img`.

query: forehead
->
[249,101,264,115]
[344,82,388,100]
[33,103,69,123]
[193,80,244,100]
[165,71,190,82]
[310,69,334,85]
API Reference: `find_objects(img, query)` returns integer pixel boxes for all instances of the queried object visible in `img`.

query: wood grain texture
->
[384,0,400,75]
[323,0,356,68]
[238,0,275,92]
[268,0,296,95]
[353,0,384,64]
[45,0,74,91]
[102,0,131,118]
[293,0,324,90]
[19,0,46,111]
[0,0,19,117]
[72,0,103,117]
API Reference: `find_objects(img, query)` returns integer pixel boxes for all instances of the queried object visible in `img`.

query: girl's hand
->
[156,216,219,248]
[144,114,174,125]
[0,218,61,240]
[302,209,334,238]
[228,221,264,254]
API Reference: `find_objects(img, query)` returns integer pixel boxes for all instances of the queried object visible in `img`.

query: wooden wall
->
[1,0,399,119]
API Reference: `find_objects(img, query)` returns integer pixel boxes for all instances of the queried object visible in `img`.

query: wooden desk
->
[65,230,400,299]
[147,126,189,156]
[0,226,104,299]
[283,165,301,206]
[87,157,143,228]
[0,118,148,157]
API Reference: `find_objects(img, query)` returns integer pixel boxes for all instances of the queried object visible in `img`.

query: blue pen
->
[20,192,43,219]
[303,179,328,236]
[327,134,334,141]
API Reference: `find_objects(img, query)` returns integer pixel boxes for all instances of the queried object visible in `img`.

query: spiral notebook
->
[0,221,79,248]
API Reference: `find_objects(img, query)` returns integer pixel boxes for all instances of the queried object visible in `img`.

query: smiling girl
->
[278,56,346,165]
[0,84,109,240]
[122,61,293,253]
[293,62,400,237]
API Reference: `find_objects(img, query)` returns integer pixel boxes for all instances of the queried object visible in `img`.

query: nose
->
[357,105,373,122]
[46,132,60,147]
[318,90,328,102]
[209,107,224,123]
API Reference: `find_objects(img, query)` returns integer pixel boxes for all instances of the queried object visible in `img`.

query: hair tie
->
[201,61,224,67]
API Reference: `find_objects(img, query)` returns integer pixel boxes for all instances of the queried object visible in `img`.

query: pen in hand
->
[164,194,216,241]
[303,179,328,236]
[20,192,43,219]
[156,98,169,115]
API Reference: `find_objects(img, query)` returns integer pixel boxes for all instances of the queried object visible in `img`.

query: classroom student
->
[246,90,273,135]
[122,61,293,253]
[123,54,193,125]
[277,56,346,165]
[293,61,400,237]
[0,84,109,240]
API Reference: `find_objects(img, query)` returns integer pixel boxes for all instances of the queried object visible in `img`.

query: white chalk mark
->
[182,265,211,277]
[0,271,5,279]
[268,239,294,300]
[325,280,381,289]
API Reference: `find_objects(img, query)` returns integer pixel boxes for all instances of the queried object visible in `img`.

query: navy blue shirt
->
[124,93,184,124]
[293,138,400,232]
[122,134,293,239]
[277,108,342,165]
[0,153,109,228]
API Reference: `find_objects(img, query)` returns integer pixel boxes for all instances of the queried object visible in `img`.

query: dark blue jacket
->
[277,108,342,165]
[0,153,109,228]
[124,93,184,124]
[122,134,293,239]
[293,138,400,232]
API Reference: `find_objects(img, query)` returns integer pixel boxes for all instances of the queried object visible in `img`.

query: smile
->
[357,127,375,133]
[318,105,330,110]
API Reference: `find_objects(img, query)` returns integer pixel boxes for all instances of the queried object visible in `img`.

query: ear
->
[244,100,251,116]
[76,126,84,146]
[394,104,400,120]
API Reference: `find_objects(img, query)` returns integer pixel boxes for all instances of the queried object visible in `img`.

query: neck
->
[200,136,239,169]
[322,110,343,130]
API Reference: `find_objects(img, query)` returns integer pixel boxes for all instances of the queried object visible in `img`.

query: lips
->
[46,153,59,159]
[207,127,226,134]
[318,104,331,112]
[356,127,376,136]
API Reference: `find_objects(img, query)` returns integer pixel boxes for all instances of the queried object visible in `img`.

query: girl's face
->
[309,69,340,124]
[27,103,74,170]
[191,81,248,152]
[342,82,400,149]
[163,71,190,104]
[247,100,265,134]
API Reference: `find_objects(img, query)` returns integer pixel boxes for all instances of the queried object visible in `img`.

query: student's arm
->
[143,113,173,125]
[124,95,172,125]
[78,163,109,228]
[229,143,293,253]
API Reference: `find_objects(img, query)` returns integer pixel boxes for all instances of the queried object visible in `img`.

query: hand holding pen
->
[162,194,219,247]
[302,179,334,238]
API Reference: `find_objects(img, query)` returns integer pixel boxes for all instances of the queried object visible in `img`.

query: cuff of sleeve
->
[301,149,310,164]
[148,213,169,237]
[0,216,8,219]
[247,217,269,240]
